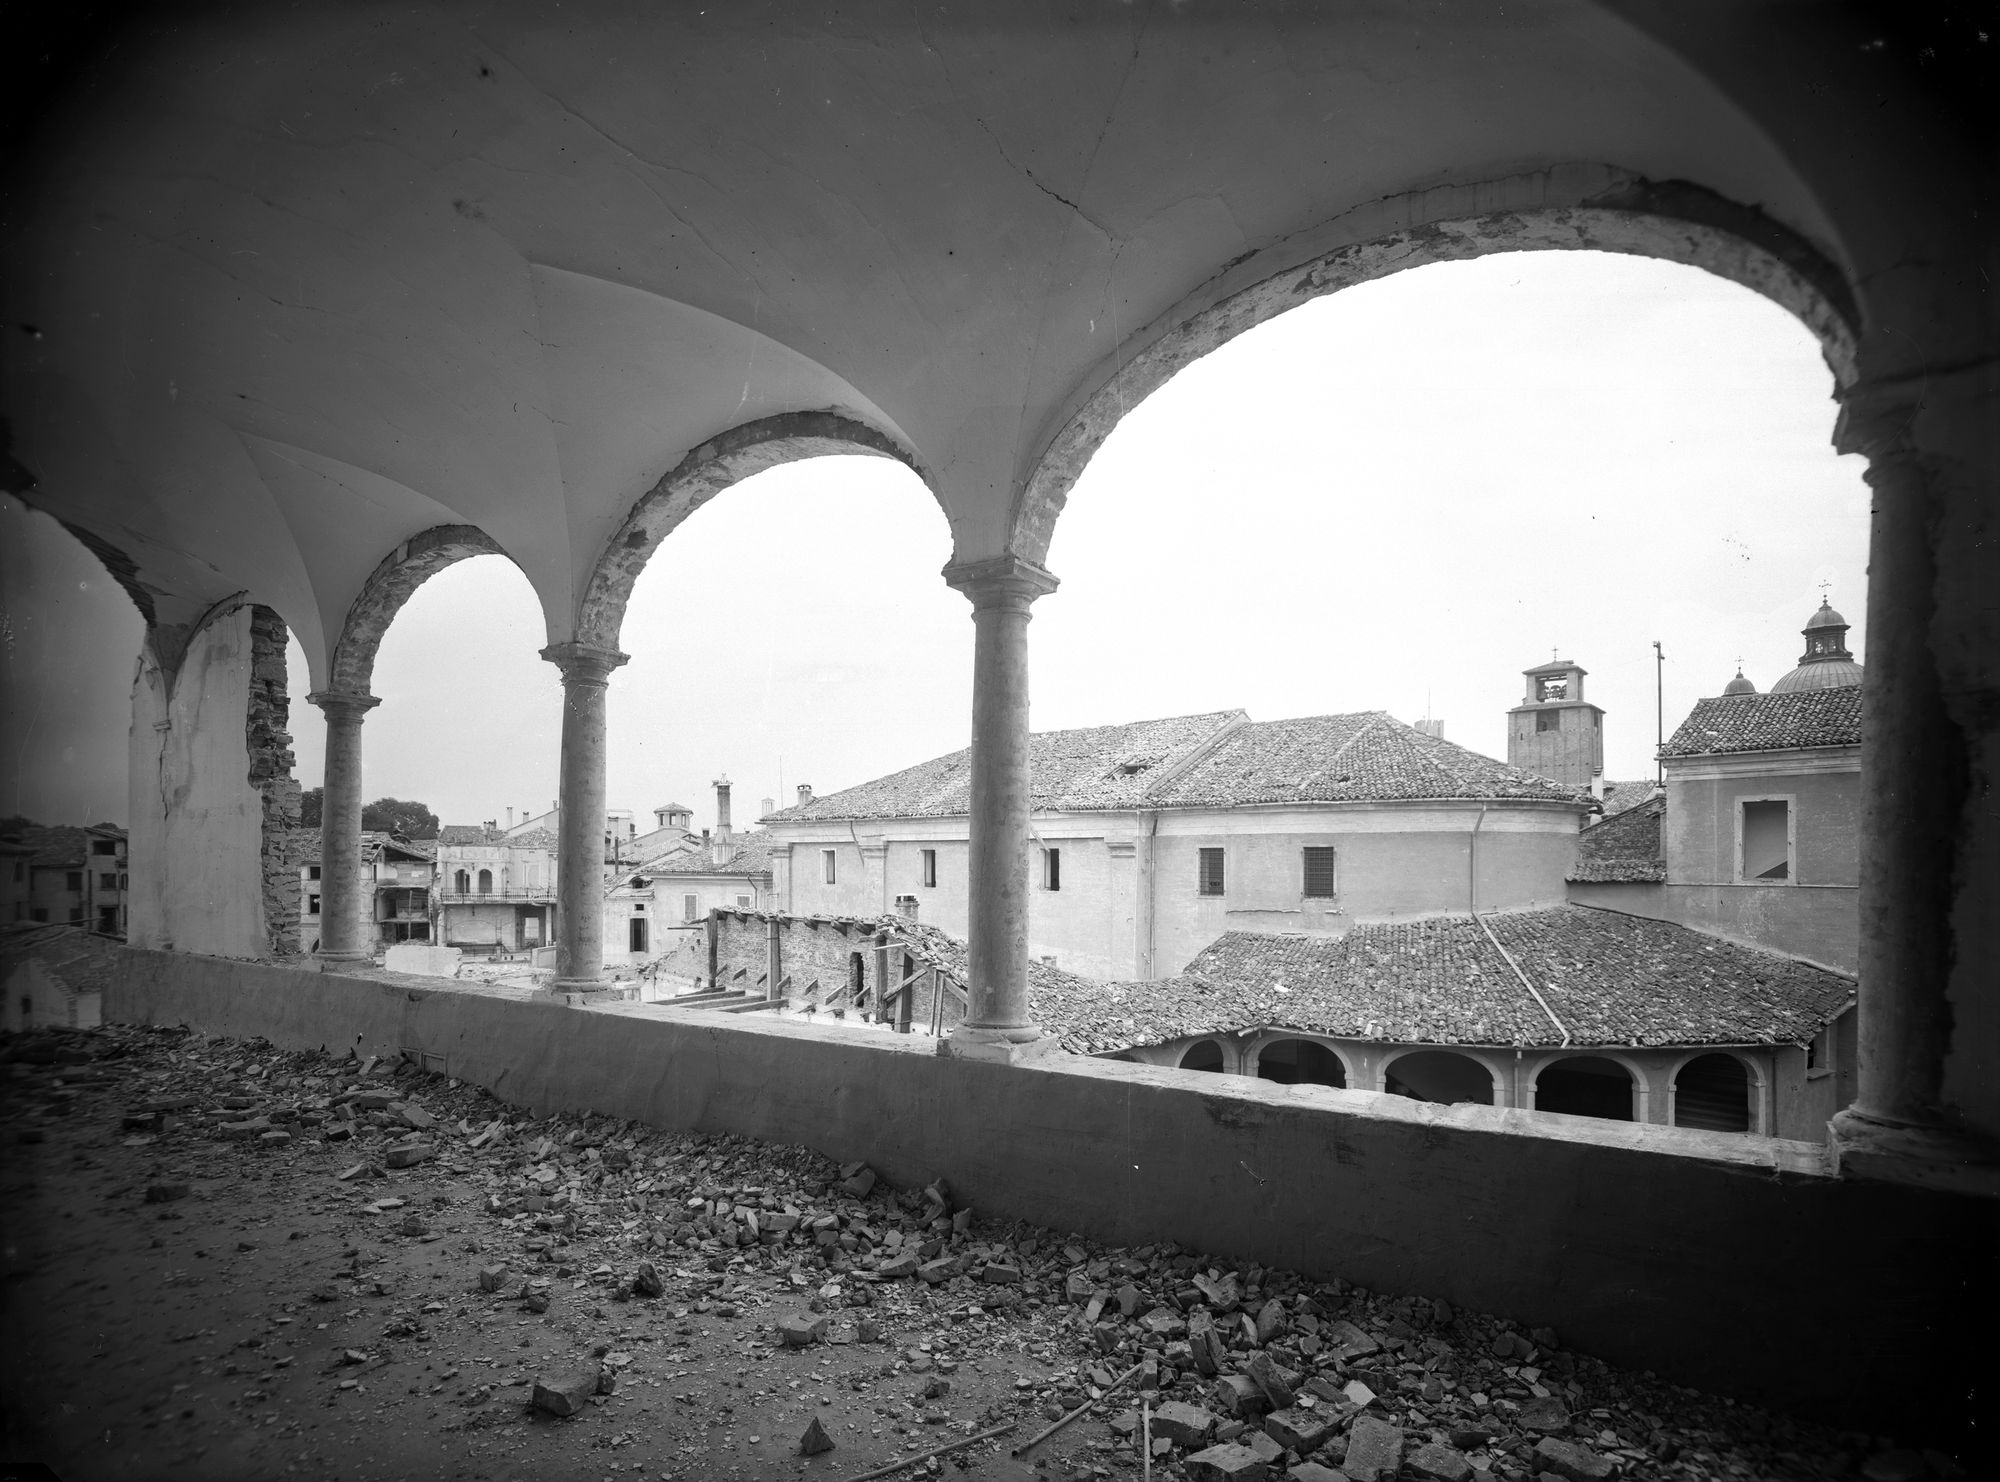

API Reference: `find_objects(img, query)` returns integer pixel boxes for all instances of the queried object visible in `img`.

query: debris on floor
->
[0,1022,1964,1481]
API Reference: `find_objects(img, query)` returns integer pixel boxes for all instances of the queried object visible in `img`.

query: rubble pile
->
[0,1022,1961,1482]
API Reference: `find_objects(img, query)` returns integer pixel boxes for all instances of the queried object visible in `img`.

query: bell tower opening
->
[1506,655,1604,792]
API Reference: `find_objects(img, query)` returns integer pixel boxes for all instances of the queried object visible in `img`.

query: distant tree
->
[361,797,439,839]
[298,788,322,827]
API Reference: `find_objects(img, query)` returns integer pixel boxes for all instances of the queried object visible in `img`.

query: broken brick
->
[1406,1442,1475,1482]
[1343,1415,1405,1482]
[1263,1406,1332,1454]
[778,1313,829,1347]
[1183,1441,1270,1481]
[530,1370,597,1418]
[1150,1400,1217,1446]
[799,1416,835,1455]
[632,1262,664,1298]
[1531,1437,1616,1482]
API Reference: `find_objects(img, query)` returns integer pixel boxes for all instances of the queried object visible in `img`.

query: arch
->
[1382,1048,1501,1106]
[1012,170,1860,563]
[1178,1039,1227,1074]
[1672,1051,1757,1134]
[576,412,934,651]
[476,868,493,895]
[453,869,470,895]
[329,525,513,696]
[1255,1037,1349,1088]
[1531,1054,1640,1122]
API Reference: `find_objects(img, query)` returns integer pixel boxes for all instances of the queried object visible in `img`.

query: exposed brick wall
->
[710,910,965,1033]
[247,606,303,956]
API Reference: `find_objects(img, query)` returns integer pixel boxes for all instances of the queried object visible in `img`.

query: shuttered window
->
[1302,847,1337,898]
[921,848,937,888]
[1197,848,1225,896]
[1042,848,1061,891]
[822,849,837,884]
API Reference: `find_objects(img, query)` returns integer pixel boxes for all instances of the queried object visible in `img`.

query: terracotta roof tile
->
[1661,689,1862,758]
[1570,795,1665,882]
[767,709,1582,823]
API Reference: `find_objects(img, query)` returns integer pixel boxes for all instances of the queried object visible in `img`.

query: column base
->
[314,951,371,971]
[1829,1107,2000,1197]
[944,1023,1063,1064]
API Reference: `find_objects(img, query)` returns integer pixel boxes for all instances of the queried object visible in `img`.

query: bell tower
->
[1507,656,1603,792]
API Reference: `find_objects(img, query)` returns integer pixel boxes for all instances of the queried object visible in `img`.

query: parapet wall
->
[100,945,1987,1430]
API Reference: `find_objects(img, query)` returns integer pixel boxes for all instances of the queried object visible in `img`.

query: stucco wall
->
[93,944,1989,1429]
[1665,764,1860,887]
[1566,881,1859,976]
[126,608,270,960]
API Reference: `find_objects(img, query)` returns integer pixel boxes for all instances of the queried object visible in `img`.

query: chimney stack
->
[797,783,814,807]
[712,775,733,866]
[760,796,775,820]
[505,806,514,827]
[894,894,919,922]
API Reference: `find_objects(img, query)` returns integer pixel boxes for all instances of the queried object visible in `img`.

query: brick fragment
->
[1343,1415,1405,1482]
[1244,1350,1295,1409]
[1210,1374,1268,1420]
[1517,1395,1569,1432]
[384,1141,432,1169]
[1149,1400,1217,1446]
[1182,1442,1269,1481]
[1406,1441,1475,1482]
[798,1416,835,1455]
[632,1262,664,1298]
[979,1263,1021,1285]
[778,1313,829,1347]
[838,1167,876,1198]
[917,1258,955,1284]
[478,1264,510,1292]
[1253,1298,1288,1343]
[1263,1406,1332,1454]
[1323,1318,1379,1359]
[875,1252,920,1278]
[530,1370,597,1417]
[1531,1437,1616,1481]
[1288,1465,1347,1482]
[1187,1308,1226,1375]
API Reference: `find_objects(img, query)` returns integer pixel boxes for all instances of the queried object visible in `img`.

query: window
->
[736,895,751,908]
[629,917,649,953]
[476,867,493,894]
[1537,675,1568,702]
[29,908,47,923]
[1198,847,1225,897]
[1740,799,1791,881]
[308,865,322,880]
[66,872,83,891]
[921,848,937,888]
[453,869,470,894]
[99,872,118,890]
[92,839,116,855]
[683,894,699,922]
[1806,1024,1833,1079]
[98,906,119,932]
[307,893,321,915]
[1536,710,1560,733]
[1042,847,1061,891]
[118,873,127,889]
[1302,847,1337,899]
[822,849,837,885]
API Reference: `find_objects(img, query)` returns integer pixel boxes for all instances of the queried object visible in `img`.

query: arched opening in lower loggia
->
[1256,1038,1347,1088]
[1674,1053,1753,1134]
[1533,1055,1637,1121]
[1179,1040,1226,1073]
[1385,1050,1496,1106]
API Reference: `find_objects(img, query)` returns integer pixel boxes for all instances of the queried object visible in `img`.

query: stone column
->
[307,690,380,967]
[1828,375,1998,1193]
[942,554,1059,1060]
[540,641,629,998]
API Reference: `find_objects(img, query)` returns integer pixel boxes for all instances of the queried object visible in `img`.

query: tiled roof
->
[765,712,1242,821]
[437,824,508,845]
[1569,796,1666,883]
[1597,781,1659,818]
[627,832,774,879]
[1103,906,1855,1052]
[1145,713,1583,807]
[16,825,89,869]
[1662,688,1862,758]
[766,709,1581,823]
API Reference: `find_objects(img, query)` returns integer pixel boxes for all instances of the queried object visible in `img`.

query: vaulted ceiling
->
[3,2,1977,686]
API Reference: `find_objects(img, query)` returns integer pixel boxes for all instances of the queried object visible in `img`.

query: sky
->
[1,249,1869,832]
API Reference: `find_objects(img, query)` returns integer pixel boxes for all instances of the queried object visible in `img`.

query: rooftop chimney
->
[797,783,814,807]
[760,796,775,820]
[1415,717,1444,739]
[894,894,919,922]
[712,775,733,866]
[505,806,514,827]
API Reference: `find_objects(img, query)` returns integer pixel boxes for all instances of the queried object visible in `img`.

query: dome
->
[1722,669,1758,696]
[1771,658,1864,693]
[1770,596,1862,693]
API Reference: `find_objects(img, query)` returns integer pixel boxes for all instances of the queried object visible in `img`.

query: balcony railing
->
[437,891,553,905]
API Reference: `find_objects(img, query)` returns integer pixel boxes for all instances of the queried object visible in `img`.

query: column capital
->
[306,690,380,721]
[942,554,1059,607]
[539,641,630,686]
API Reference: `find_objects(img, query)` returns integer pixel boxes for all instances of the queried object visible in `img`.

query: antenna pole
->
[1653,640,1665,786]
